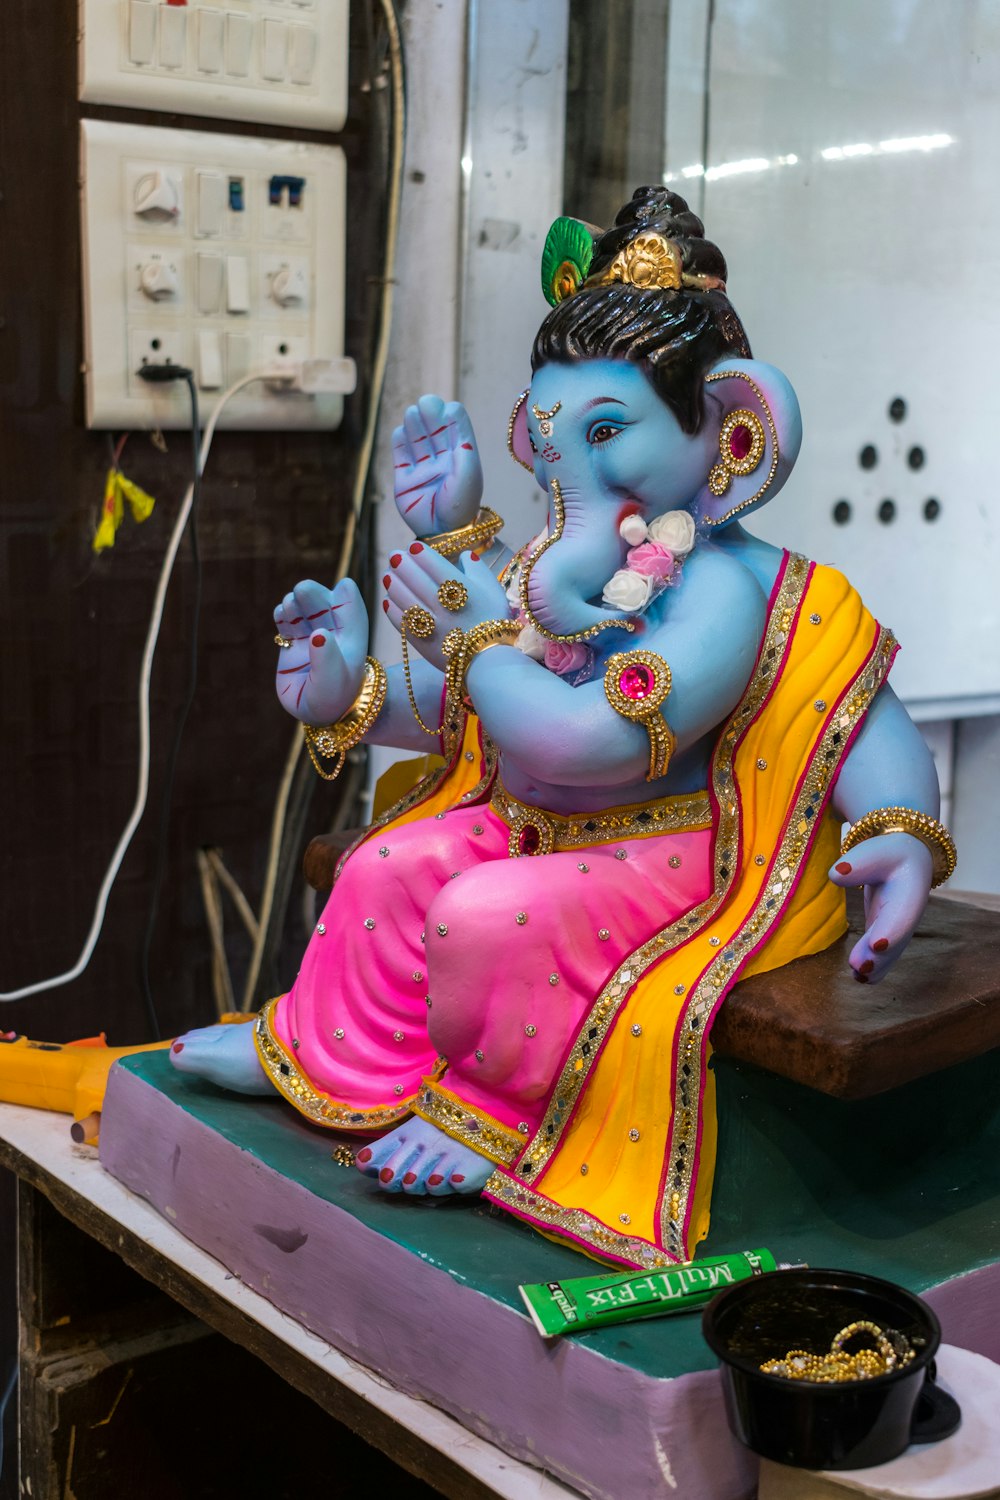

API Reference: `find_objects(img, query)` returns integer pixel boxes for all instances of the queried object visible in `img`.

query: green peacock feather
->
[541,217,596,307]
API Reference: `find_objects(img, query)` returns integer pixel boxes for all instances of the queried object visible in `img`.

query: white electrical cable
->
[1,373,264,1002]
[239,0,406,1011]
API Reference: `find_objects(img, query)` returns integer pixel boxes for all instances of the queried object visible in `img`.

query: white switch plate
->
[79,0,349,132]
[81,118,348,431]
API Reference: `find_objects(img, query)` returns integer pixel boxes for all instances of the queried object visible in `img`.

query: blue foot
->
[169,1022,276,1096]
[355,1118,493,1196]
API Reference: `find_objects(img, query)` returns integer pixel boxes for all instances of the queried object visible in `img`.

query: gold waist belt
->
[490,782,712,859]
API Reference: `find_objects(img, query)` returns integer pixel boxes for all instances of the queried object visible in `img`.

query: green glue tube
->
[520,1248,790,1338]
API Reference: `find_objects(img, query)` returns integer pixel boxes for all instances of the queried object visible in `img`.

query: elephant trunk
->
[522,482,629,639]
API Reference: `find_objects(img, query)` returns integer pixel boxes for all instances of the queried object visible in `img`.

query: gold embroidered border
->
[483,553,813,1251]
[487,1177,677,1269]
[658,620,898,1258]
[490,783,712,854]
[254,996,434,1131]
[413,1078,524,1167]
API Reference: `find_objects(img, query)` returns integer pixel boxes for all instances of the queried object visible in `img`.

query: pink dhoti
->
[256,790,714,1154]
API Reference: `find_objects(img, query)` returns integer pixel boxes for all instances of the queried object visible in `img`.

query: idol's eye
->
[588,421,625,446]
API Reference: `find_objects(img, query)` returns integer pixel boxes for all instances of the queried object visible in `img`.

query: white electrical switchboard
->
[80,119,351,430]
[79,0,349,131]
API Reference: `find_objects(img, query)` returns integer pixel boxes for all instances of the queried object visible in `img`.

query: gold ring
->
[437,580,469,612]
[401,606,436,639]
[274,633,294,649]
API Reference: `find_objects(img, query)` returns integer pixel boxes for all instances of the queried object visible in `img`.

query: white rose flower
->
[602,569,655,612]
[515,622,548,660]
[648,509,696,557]
[619,514,649,546]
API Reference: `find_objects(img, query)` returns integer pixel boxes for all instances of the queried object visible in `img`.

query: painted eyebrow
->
[579,396,626,414]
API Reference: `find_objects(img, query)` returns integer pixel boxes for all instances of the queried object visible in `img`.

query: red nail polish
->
[428,1174,444,1186]
[356,1148,372,1164]
[854,971,869,984]
[836,862,852,875]
[470,551,480,561]
[451,1173,465,1184]
[390,553,402,567]
[409,542,423,554]
[312,634,325,648]
[171,1041,184,1053]
[860,959,874,974]
[382,599,390,612]
[382,574,391,589]
[873,938,889,952]
[402,1172,417,1185]
[379,1168,394,1183]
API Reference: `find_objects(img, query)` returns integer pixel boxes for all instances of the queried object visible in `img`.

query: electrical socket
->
[128,329,187,396]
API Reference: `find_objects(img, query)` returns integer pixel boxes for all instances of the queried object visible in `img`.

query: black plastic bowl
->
[702,1267,960,1470]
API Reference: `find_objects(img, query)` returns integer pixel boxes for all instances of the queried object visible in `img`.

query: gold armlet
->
[302,657,387,782]
[422,507,504,559]
[604,650,675,782]
[841,806,957,888]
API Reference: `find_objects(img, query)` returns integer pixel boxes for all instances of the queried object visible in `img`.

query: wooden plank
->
[0,1110,575,1500]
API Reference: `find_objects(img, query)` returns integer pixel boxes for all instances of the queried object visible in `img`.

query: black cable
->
[135,368,203,1040]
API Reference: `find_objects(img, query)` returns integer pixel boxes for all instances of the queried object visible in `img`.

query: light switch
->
[261,19,288,81]
[196,252,224,313]
[197,9,225,73]
[225,13,253,77]
[226,332,252,383]
[226,254,250,313]
[159,8,186,68]
[197,330,224,390]
[288,25,317,85]
[197,172,226,236]
[128,2,157,64]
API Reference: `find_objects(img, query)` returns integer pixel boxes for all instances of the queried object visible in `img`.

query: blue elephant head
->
[509,188,803,639]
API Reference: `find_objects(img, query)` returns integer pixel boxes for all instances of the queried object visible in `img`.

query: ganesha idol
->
[172,188,956,1270]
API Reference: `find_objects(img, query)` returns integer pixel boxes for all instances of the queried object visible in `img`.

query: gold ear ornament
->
[702,371,779,525]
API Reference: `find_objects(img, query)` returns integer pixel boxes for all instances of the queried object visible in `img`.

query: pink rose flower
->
[627,541,676,580]
[544,641,590,676]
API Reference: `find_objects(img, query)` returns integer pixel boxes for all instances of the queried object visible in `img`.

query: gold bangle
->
[422,507,504,559]
[604,650,675,782]
[301,657,387,782]
[445,618,523,705]
[841,806,957,888]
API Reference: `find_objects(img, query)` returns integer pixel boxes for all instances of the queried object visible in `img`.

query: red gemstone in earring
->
[728,423,754,461]
[619,664,654,700]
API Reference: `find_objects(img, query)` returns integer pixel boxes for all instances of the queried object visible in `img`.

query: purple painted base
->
[100,1062,757,1500]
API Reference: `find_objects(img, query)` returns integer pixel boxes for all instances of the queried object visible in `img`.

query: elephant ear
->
[694,359,803,527]
[507,388,534,471]
[541,217,597,306]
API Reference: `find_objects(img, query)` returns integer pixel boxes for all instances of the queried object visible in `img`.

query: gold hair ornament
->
[702,371,779,525]
[423,507,504,559]
[583,232,727,295]
[518,479,636,643]
[841,806,957,888]
[301,657,387,782]
[604,650,675,781]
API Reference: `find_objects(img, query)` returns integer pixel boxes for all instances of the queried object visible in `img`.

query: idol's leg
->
[363,826,714,1196]
[171,806,506,1101]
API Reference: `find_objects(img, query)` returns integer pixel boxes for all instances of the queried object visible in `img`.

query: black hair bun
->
[591,186,729,288]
